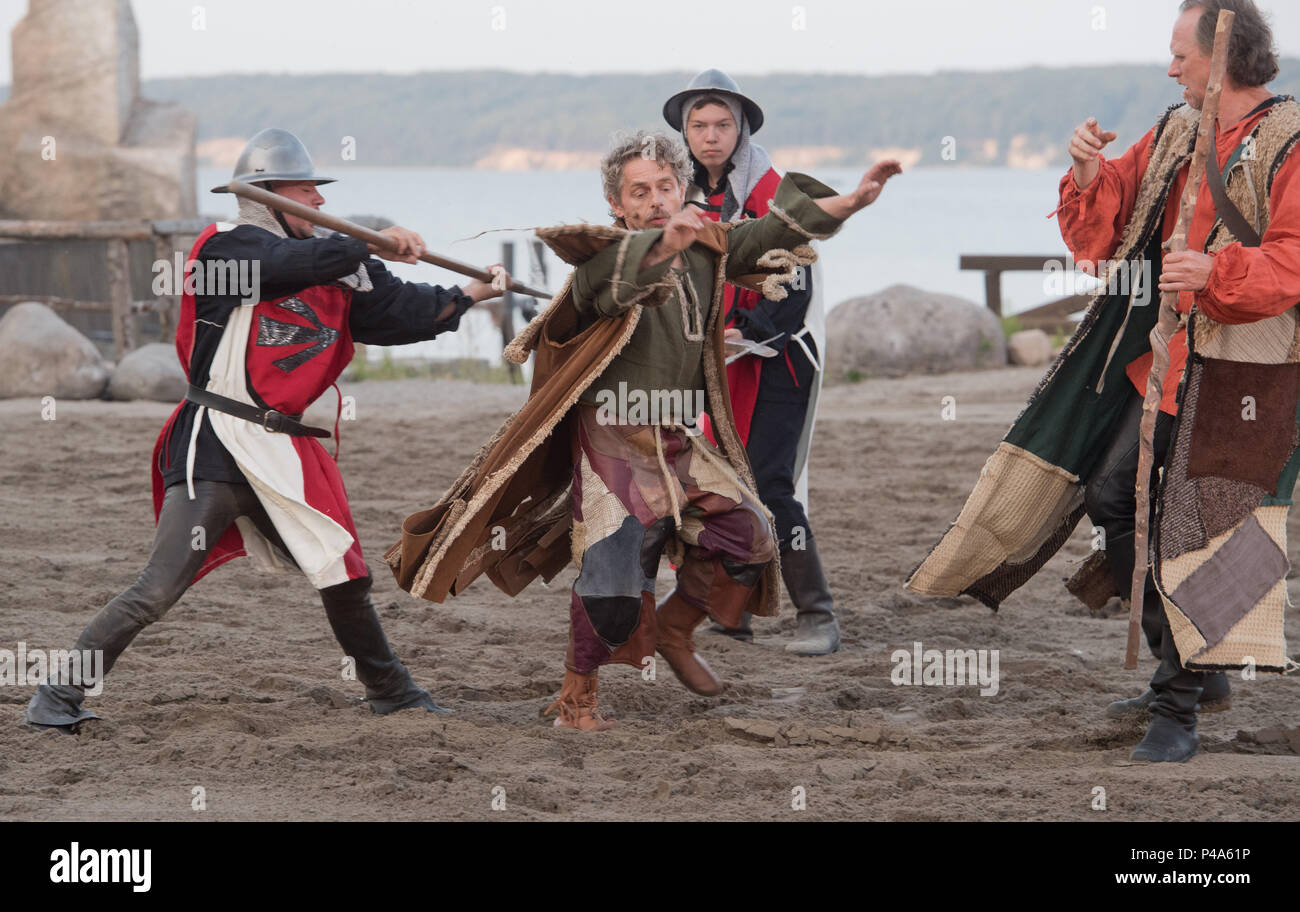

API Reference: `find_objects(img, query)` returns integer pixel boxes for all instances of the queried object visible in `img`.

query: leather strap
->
[186,385,331,438]
[1207,123,1263,248]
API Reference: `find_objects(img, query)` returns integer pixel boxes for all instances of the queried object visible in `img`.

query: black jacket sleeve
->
[730,268,814,353]
[347,257,476,346]
[200,225,370,295]
[190,225,370,327]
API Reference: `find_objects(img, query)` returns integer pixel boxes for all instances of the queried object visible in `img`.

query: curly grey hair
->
[600,130,693,218]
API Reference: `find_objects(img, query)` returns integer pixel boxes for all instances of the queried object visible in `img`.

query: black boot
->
[1198,671,1231,712]
[1131,603,1201,762]
[1130,714,1199,762]
[1106,688,1155,719]
[1108,679,1228,718]
[781,538,840,656]
[1093,525,1163,718]
[706,612,753,642]
[320,576,450,715]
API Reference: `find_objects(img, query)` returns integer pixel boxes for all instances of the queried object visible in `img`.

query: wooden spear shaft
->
[219,180,554,300]
[1126,9,1235,670]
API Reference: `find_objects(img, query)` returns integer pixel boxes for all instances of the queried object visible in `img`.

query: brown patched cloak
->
[384,221,812,616]
[906,101,1300,672]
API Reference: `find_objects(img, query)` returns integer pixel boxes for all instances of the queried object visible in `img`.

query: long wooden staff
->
[1126,9,1235,669]
[218,180,554,300]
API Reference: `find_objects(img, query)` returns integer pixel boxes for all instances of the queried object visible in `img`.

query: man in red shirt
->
[1058,0,1300,760]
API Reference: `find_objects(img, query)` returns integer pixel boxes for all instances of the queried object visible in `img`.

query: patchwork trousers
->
[566,405,774,674]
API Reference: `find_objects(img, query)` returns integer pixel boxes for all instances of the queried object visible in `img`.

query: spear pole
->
[1126,8,1235,669]
[217,180,554,300]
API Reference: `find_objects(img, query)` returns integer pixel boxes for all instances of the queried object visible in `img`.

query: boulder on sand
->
[0,302,109,399]
[108,342,187,402]
[1007,329,1053,367]
[824,284,1006,381]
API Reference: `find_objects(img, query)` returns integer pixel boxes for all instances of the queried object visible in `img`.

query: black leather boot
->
[1198,671,1231,711]
[1130,713,1199,762]
[1130,604,1201,762]
[1106,688,1155,719]
[705,612,753,642]
[781,538,840,656]
[1098,530,1228,718]
[320,576,450,714]
[1108,678,1229,718]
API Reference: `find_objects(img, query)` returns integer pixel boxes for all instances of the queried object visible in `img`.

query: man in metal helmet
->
[664,70,840,656]
[25,127,509,730]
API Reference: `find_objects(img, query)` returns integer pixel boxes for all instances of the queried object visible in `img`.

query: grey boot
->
[781,538,840,656]
[25,595,150,731]
[25,479,251,731]
[25,684,101,732]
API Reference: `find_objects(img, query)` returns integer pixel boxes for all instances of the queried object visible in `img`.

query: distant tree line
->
[4,63,1298,167]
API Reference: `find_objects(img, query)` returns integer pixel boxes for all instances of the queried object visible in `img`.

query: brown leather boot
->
[545,669,617,731]
[656,592,725,696]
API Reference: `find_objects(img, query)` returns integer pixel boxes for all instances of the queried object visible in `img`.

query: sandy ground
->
[0,367,1296,821]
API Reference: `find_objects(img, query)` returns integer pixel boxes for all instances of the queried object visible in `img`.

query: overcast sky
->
[1,0,1299,80]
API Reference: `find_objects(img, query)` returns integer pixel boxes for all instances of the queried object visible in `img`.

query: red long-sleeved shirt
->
[1055,100,1300,414]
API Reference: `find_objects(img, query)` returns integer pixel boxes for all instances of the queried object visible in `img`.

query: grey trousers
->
[26,480,426,726]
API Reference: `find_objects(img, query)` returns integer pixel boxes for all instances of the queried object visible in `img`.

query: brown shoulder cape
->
[384,221,798,617]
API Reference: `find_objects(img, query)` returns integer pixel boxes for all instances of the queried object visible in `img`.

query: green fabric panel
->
[1262,390,1300,506]
[1221,141,1249,183]
[1005,235,1164,479]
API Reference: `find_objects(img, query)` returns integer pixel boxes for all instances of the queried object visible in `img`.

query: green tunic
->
[572,172,843,417]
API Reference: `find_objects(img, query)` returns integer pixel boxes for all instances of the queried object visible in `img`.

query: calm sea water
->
[198,165,1079,361]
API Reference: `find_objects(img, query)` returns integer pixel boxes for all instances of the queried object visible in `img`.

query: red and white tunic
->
[152,219,474,588]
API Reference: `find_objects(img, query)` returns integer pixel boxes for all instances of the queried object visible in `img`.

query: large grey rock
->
[108,342,186,402]
[1007,329,1053,366]
[825,284,1006,380]
[0,0,196,220]
[0,302,109,399]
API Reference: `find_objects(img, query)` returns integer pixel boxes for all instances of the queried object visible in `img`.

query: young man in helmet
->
[663,70,839,655]
[25,127,509,730]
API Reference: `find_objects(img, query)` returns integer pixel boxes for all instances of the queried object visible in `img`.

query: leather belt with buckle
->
[186,385,331,438]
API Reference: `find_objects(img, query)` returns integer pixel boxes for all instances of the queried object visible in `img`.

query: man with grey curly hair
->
[388,129,900,731]
[384,126,894,727]
[528,131,901,728]
[600,130,693,218]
